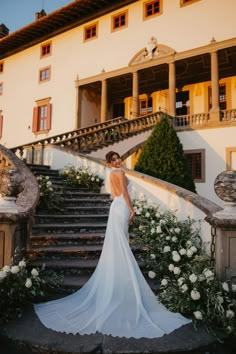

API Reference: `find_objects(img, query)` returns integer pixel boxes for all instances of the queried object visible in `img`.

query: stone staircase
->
[27,164,147,295]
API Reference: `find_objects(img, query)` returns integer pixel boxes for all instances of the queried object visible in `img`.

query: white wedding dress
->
[34,178,191,338]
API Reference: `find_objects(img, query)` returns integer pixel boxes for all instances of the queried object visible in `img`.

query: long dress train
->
[34,184,191,338]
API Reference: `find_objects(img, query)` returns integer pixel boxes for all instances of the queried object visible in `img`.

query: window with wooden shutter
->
[0,113,3,138]
[32,99,52,134]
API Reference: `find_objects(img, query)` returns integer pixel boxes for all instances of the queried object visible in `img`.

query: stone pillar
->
[75,77,82,129]
[210,50,220,123]
[168,61,176,117]
[132,71,139,118]
[206,171,236,282]
[101,79,107,122]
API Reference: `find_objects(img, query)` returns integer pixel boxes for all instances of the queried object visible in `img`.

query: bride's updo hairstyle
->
[105,151,121,164]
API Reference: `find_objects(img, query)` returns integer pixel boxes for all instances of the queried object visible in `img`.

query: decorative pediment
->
[129,37,175,66]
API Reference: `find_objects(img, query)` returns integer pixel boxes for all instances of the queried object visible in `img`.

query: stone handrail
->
[10,112,168,164]
[11,116,126,162]
[221,109,236,122]
[173,112,210,129]
[0,144,39,266]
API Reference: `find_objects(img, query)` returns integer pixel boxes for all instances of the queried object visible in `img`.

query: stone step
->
[28,244,103,259]
[59,191,110,198]
[62,198,111,206]
[34,214,109,223]
[32,222,107,234]
[62,206,110,214]
[30,232,105,246]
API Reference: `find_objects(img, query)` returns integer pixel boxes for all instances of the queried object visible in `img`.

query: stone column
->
[75,77,82,129]
[206,170,236,282]
[168,61,176,117]
[210,50,220,123]
[101,79,107,122]
[132,71,139,118]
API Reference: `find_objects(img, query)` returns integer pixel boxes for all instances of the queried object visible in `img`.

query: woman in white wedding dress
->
[34,151,191,338]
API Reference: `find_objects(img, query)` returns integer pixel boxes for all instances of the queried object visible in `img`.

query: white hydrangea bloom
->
[145,212,150,218]
[11,265,20,274]
[18,260,26,268]
[173,253,181,262]
[163,246,171,253]
[191,289,201,300]
[161,279,168,286]
[148,271,156,279]
[173,267,181,275]
[179,248,187,255]
[174,228,181,234]
[2,265,10,272]
[178,277,185,286]
[0,270,7,279]
[194,311,203,320]
[189,274,197,283]
[168,264,175,272]
[181,284,188,293]
[31,268,39,277]
[25,278,32,288]
[186,249,193,258]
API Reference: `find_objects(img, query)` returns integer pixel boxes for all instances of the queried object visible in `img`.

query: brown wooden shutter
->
[32,107,39,133]
[46,103,51,130]
[0,114,3,138]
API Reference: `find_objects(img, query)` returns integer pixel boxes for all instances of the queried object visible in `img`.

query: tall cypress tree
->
[135,116,196,193]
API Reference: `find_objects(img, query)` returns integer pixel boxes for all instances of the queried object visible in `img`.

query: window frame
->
[32,98,52,134]
[111,10,128,32]
[0,61,4,74]
[184,149,205,183]
[84,22,98,42]
[208,83,227,111]
[40,42,52,59]
[226,147,236,171]
[180,0,201,7]
[0,82,3,95]
[39,66,51,83]
[143,0,162,21]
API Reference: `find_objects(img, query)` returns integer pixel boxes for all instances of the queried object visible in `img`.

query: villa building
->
[0,0,236,205]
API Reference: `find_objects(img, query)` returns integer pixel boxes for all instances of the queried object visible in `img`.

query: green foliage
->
[135,116,196,192]
[37,175,62,209]
[60,166,104,189]
[131,199,236,335]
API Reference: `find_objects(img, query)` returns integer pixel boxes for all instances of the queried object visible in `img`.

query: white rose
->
[150,254,156,260]
[151,228,155,234]
[172,236,177,242]
[181,284,188,293]
[173,267,181,275]
[45,176,49,180]
[168,264,175,272]
[148,271,156,279]
[179,248,187,255]
[172,250,178,255]
[46,181,52,186]
[91,177,95,181]
[186,249,193,258]
[189,274,198,283]
[145,212,150,218]
[194,311,203,320]
[156,225,162,233]
[151,220,155,224]
[222,282,229,292]
[159,219,166,225]
[166,236,171,240]
[96,178,99,182]
[186,240,192,246]
[191,289,201,300]
[25,278,32,288]
[18,260,26,268]
[173,253,181,262]
[0,270,7,279]
[2,265,10,272]
[174,228,181,234]
[31,268,39,277]
[163,246,171,253]
[190,246,197,253]
[138,225,144,231]
[155,212,160,218]
[11,265,19,274]
[217,296,224,304]
[226,310,235,319]
[178,277,185,286]
[161,279,168,286]
[204,269,214,279]
[198,274,205,282]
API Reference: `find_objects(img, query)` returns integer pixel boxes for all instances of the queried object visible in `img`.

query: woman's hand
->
[129,210,135,224]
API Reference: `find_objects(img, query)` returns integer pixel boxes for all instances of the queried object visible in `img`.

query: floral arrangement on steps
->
[0,257,63,323]
[130,198,236,336]
[37,175,62,210]
[59,166,104,190]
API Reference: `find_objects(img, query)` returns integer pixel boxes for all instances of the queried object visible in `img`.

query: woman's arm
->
[118,170,135,223]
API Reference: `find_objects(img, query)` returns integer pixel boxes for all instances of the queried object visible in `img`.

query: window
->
[112,11,128,31]
[41,42,52,58]
[0,62,3,73]
[32,99,51,133]
[0,112,3,139]
[39,66,51,82]
[208,84,227,111]
[226,147,236,170]
[139,97,153,115]
[185,149,205,182]
[84,23,98,41]
[143,0,162,20]
[180,0,201,6]
[0,83,3,95]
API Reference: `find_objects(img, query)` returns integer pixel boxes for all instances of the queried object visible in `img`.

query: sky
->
[0,0,73,33]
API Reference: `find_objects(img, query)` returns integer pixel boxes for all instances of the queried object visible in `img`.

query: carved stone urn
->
[214,170,236,218]
[0,168,24,211]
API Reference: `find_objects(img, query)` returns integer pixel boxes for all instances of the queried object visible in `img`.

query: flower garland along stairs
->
[27,164,147,295]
